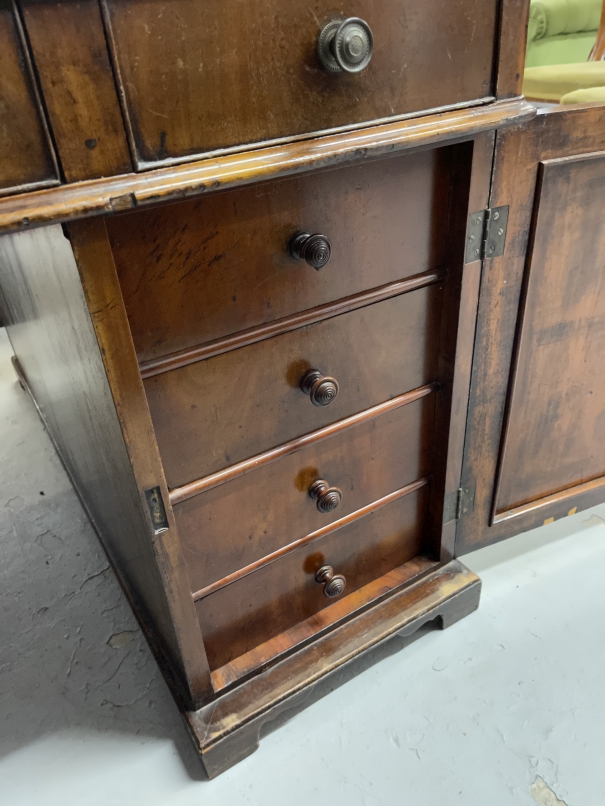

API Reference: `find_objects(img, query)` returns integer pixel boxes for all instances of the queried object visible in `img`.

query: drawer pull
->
[317,17,373,74]
[309,478,343,513]
[289,231,332,270]
[300,369,339,407]
[315,565,347,598]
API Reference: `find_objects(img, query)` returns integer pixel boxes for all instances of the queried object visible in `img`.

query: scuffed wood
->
[186,559,481,778]
[211,556,439,692]
[21,0,132,181]
[0,99,535,234]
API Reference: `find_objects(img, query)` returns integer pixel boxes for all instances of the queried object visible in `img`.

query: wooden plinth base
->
[185,559,481,778]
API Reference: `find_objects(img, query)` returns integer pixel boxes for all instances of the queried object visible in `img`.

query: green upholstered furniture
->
[526,0,601,68]
[560,84,605,100]
[523,60,605,100]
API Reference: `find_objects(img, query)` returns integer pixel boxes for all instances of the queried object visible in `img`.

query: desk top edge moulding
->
[0,0,557,778]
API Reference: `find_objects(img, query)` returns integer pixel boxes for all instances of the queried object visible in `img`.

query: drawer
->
[196,484,428,670]
[0,1,58,195]
[102,0,497,167]
[145,284,443,489]
[109,149,452,365]
[176,392,435,595]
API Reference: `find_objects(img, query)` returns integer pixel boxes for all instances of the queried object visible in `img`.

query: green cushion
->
[526,0,600,67]
[523,61,605,100]
[525,31,596,67]
[560,85,605,102]
[528,0,602,41]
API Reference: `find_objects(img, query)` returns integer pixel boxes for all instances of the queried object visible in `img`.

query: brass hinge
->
[443,484,475,525]
[465,206,509,263]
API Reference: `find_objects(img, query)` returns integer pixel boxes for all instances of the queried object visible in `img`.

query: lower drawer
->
[146,284,442,487]
[195,485,428,670]
[176,392,435,594]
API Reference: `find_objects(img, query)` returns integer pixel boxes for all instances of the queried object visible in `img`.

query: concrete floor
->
[1,323,603,806]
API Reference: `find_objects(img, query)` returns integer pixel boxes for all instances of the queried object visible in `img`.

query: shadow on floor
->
[0,329,206,780]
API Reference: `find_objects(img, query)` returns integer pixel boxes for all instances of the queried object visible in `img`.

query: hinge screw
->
[493,211,500,220]
[498,228,504,236]
[469,234,475,241]
[476,216,482,224]
[489,245,495,253]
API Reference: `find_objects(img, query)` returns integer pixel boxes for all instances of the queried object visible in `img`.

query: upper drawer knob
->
[309,478,343,513]
[290,231,332,270]
[300,369,339,407]
[318,18,374,74]
[315,565,347,598]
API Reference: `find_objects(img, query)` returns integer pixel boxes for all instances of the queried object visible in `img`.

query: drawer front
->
[109,149,451,364]
[145,285,443,488]
[196,485,428,670]
[103,0,498,167]
[176,394,435,594]
[0,1,58,194]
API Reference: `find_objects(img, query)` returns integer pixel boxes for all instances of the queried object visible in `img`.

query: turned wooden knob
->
[300,369,339,407]
[309,479,342,513]
[315,565,347,598]
[289,231,332,270]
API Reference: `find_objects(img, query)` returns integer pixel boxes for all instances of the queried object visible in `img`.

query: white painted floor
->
[0,324,602,806]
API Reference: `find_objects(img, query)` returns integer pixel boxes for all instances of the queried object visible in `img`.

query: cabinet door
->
[456,105,605,554]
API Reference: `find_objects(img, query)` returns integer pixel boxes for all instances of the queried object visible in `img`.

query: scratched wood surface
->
[108,148,451,363]
[21,0,132,181]
[175,394,435,594]
[0,99,535,234]
[0,0,58,195]
[189,559,480,777]
[494,152,605,515]
[145,284,443,488]
[196,486,428,670]
[102,0,498,166]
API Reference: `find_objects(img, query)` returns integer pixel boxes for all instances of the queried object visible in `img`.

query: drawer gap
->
[140,268,445,379]
[170,382,437,504]
[192,477,429,601]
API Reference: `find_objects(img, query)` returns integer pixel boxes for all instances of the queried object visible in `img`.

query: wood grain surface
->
[67,218,213,704]
[109,148,451,363]
[494,152,605,515]
[189,559,480,777]
[456,106,605,554]
[0,0,58,195]
[21,0,132,181]
[145,284,443,488]
[175,394,435,593]
[169,384,436,503]
[210,555,438,692]
[0,99,535,234]
[196,485,428,670]
[102,0,498,166]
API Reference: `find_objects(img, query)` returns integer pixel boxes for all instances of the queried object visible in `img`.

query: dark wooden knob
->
[315,565,347,598]
[289,231,332,270]
[309,479,342,513]
[317,18,373,74]
[300,369,339,407]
